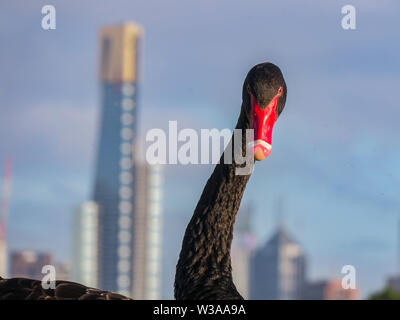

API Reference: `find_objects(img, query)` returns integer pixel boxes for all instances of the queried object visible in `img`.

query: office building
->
[131,164,163,299]
[0,227,6,277]
[71,201,99,287]
[0,223,6,277]
[231,205,257,299]
[10,251,52,279]
[250,227,306,299]
[0,158,12,277]
[300,279,359,300]
[93,22,142,295]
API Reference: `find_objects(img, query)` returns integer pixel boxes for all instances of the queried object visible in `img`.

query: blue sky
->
[0,0,399,298]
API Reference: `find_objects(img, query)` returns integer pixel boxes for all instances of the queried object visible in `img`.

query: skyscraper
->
[250,227,307,300]
[0,158,12,278]
[71,201,99,288]
[231,205,257,299]
[0,226,6,277]
[93,22,143,295]
[131,164,163,299]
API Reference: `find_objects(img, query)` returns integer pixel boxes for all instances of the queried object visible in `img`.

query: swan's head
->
[243,62,287,161]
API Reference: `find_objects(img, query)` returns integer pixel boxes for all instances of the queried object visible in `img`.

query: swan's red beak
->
[249,93,280,161]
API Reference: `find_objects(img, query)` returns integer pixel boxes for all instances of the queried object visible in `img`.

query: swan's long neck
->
[174,105,251,300]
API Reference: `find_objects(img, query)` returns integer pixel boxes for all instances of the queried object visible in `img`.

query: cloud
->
[0,101,98,168]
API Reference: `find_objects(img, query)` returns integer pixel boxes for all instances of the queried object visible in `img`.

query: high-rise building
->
[300,279,359,300]
[231,205,257,299]
[250,227,307,299]
[0,158,12,277]
[131,164,163,299]
[0,228,6,277]
[71,201,99,287]
[92,22,164,298]
[10,251,52,279]
[93,22,142,295]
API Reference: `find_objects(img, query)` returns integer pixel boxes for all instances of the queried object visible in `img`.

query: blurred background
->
[0,0,400,299]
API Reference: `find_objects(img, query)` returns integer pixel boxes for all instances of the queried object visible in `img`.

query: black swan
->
[0,62,287,300]
[175,62,287,299]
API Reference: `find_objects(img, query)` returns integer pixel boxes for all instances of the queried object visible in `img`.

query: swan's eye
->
[277,87,283,96]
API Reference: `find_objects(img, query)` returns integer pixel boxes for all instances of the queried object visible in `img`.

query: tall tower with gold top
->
[93,23,142,296]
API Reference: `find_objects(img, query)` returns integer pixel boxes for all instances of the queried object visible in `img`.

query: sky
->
[0,0,399,298]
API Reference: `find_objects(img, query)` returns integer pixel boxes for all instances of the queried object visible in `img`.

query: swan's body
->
[0,276,130,300]
[0,63,287,300]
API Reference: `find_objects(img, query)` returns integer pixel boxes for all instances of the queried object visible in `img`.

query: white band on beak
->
[247,139,272,150]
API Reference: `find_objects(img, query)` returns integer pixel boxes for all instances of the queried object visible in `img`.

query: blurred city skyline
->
[1,1,400,298]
